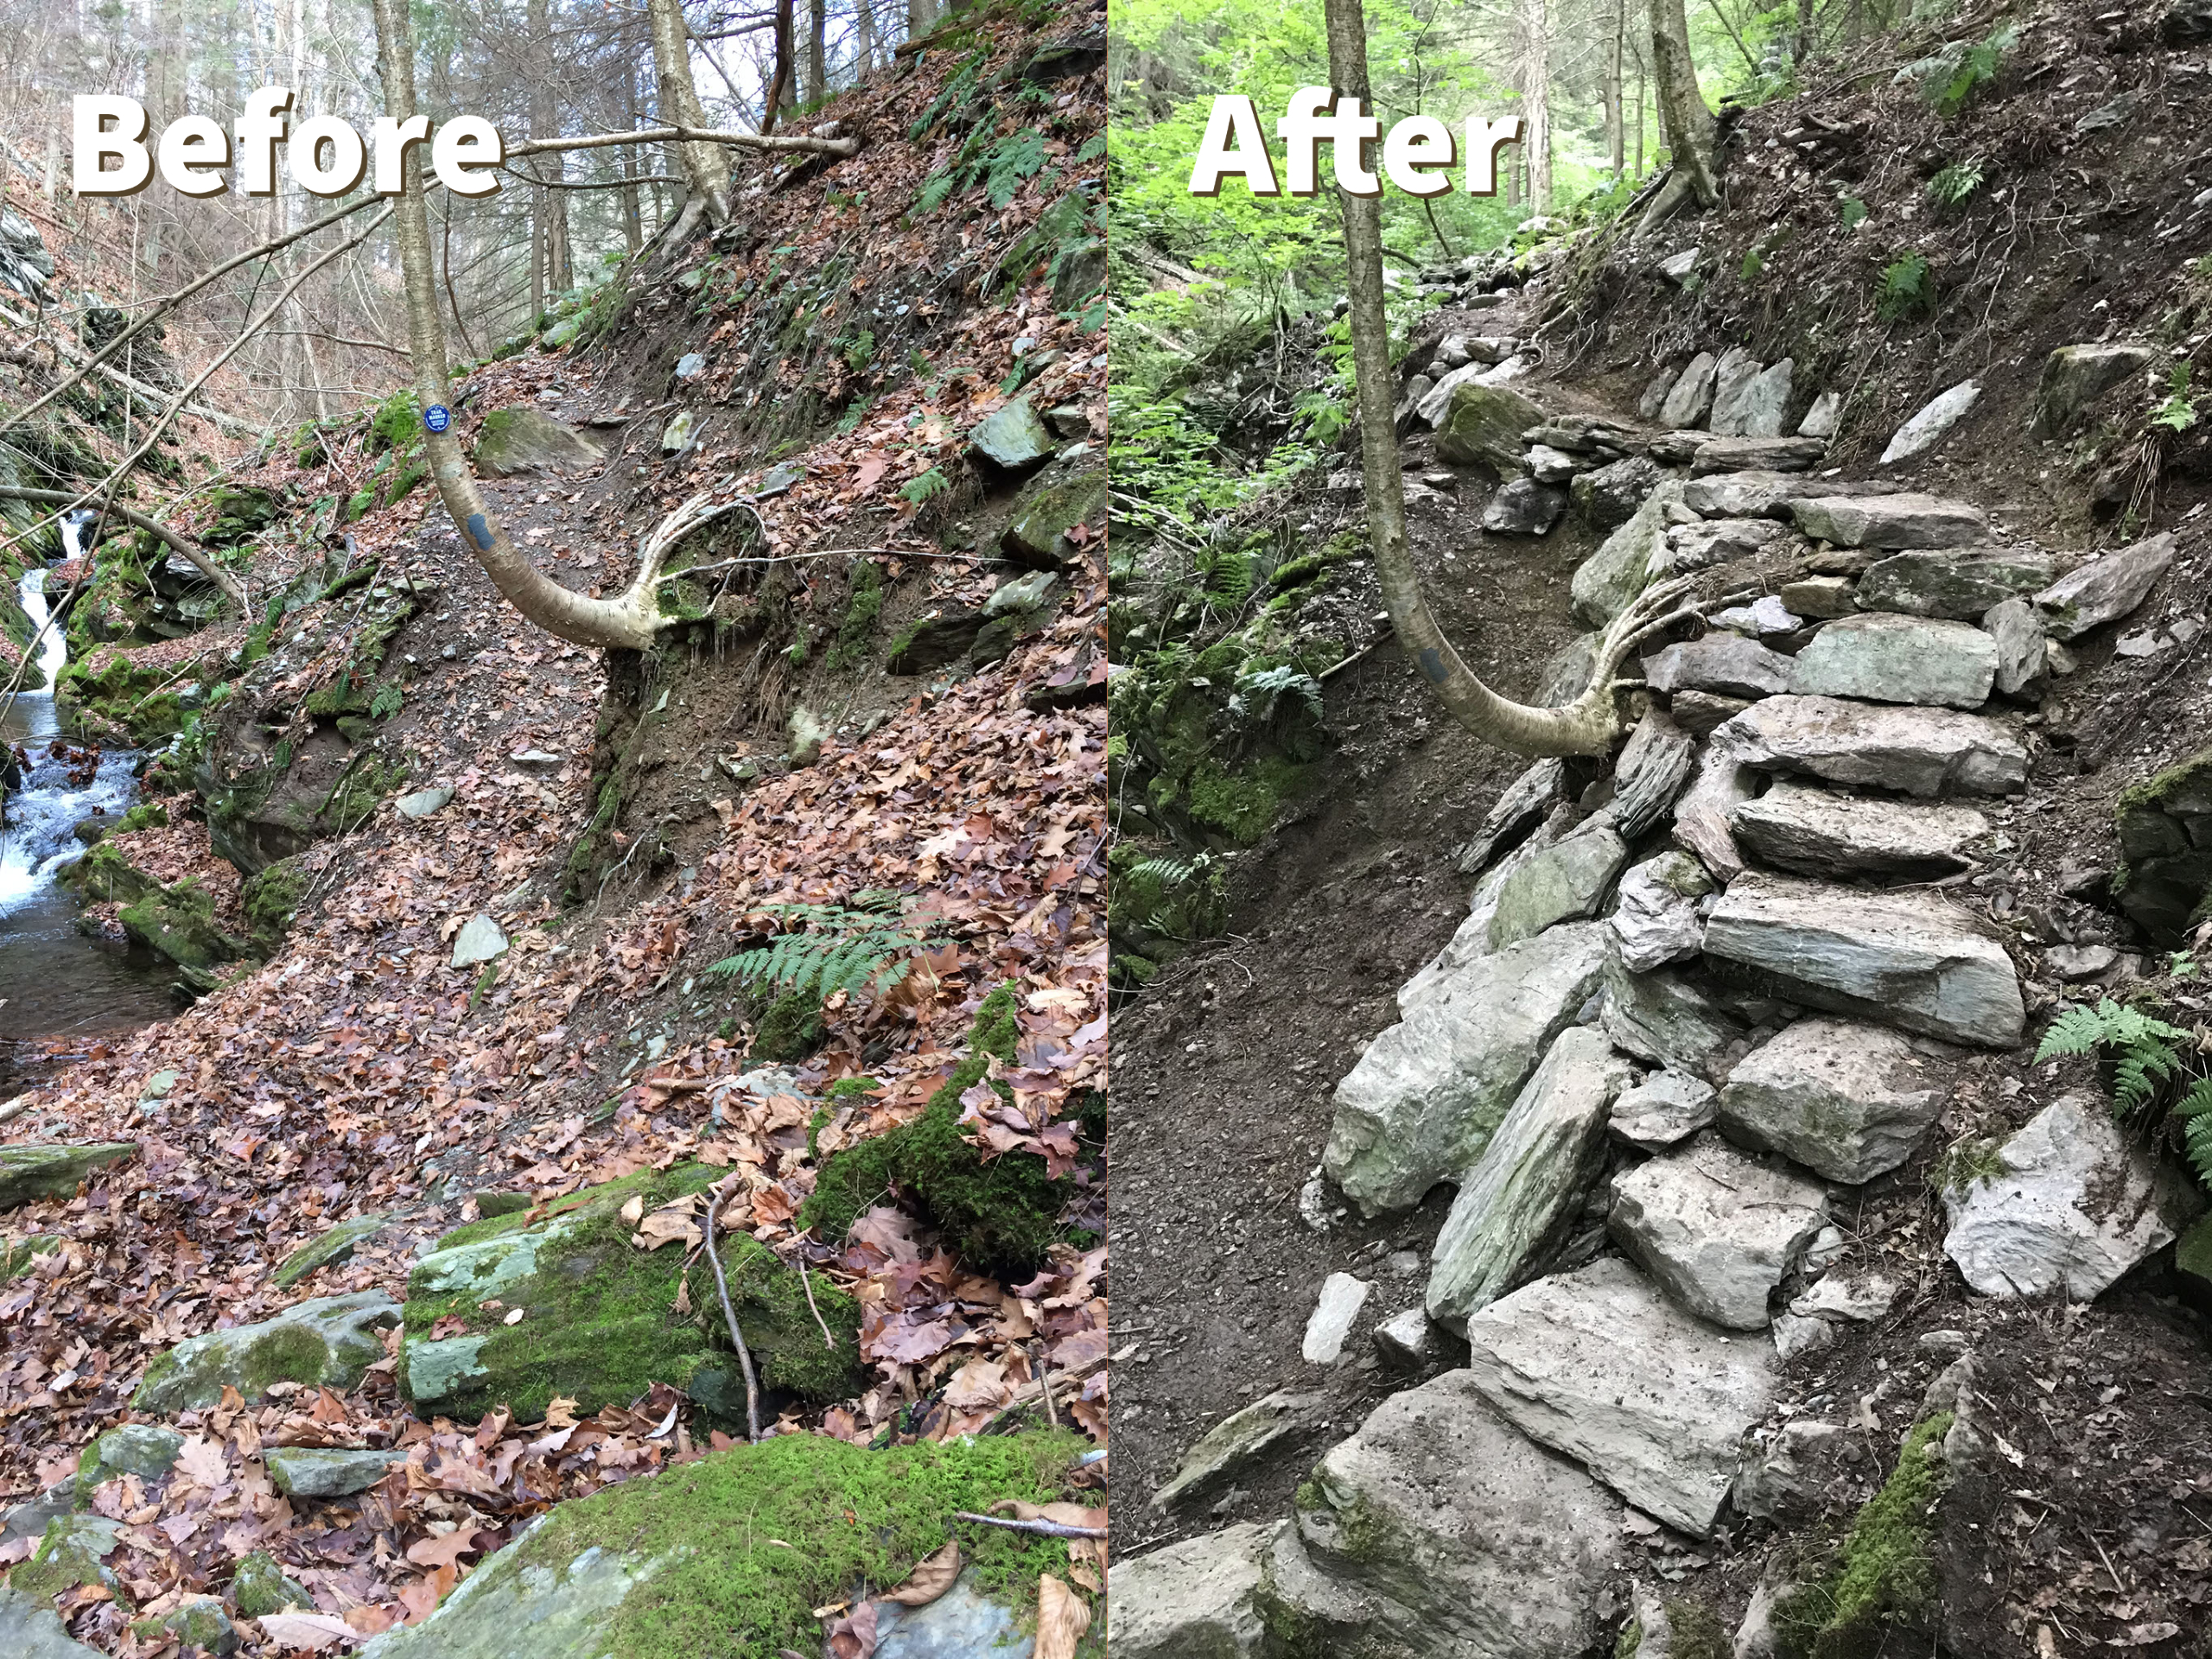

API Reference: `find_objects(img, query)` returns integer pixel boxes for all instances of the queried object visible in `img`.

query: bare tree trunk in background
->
[1651,0,1718,203]
[910,0,940,41]
[1517,0,1553,212]
[806,0,827,105]
[1607,0,1625,182]
[762,0,796,130]
[1795,0,1817,62]
[646,0,730,226]
[621,60,645,255]
[1319,0,1694,759]
[528,0,570,296]
[855,0,875,74]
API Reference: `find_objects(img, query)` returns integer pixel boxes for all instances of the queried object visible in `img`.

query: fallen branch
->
[0,487,244,608]
[950,1512,1105,1541]
[506,122,861,162]
[0,298,259,438]
[702,1184,765,1443]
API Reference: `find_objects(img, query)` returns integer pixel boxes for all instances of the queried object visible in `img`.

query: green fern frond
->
[700,898,944,1007]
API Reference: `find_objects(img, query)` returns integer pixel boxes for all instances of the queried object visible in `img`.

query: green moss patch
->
[1777,1412,1955,1657]
[750,988,826,1063]
[242,857,308,954]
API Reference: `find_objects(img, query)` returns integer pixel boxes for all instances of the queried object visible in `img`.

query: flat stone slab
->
[395,787,454,820]
[1610,1071,1719,1151]
[0,1585,106,1657]
[1302,1274,1373,1364]
[2034,532,2175,639]
[1325,924,1610,1217]
[1410,827,1630,998]
[1571,478,1683,627]
[1787,613,1996,709]
[1462,1256,1779,1537]
[1879,378,1980,465]
[1294,1370,1627,1656]
[1702,872,2024,1047]
[1108,1524,1272,1659]
[1719,1016,1948,1183]
[1609,1131,1828,1328]
[1600,954,1747,1084]
[1721,695,2027,798]
[1427,1028,1634,1328]
[266,1446,409,1498]
[0,1143,137,1211]
[273,1212,394,1289]
[1791,493,1990,549]
[1681,470,1806,519]
[451,913,509,970]
[1690,435,1826,474]
[1942,1092,2203,1300]
[1730,782,1991,880]
[1611,851,1712,975]
[1150,1390,1319,1512]
[1644,634,1792,699]
[134,1292,401,1413]
[1857,548,2061,620]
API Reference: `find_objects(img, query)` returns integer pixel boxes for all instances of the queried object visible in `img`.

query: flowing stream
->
[1,516,175,1077]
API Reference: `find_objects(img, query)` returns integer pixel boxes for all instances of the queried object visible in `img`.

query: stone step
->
[1606,1130,1828,1329]
[1857,546,2062,619]
[1701,871,2024,1048]
[1729,782,1992,880]
[1717,1015,1949,1184]
[1785,613,1996,709]
[1789,492,1990,549]
[1720,694,2027,798]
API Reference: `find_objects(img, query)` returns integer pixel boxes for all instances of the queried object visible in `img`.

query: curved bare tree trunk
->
[371,0,715,652]
[1322,0,1694,759]
[646,0,731,226]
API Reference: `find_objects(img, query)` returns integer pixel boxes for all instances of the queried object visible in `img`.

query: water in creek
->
[1,518,175,1073]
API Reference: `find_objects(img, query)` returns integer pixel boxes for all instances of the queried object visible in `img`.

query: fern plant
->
[2036,997,2212,1188]
[702,896,943,1005]
[369,683,404,721]
[1928,159,1985,208]
[1876,253,1934,321]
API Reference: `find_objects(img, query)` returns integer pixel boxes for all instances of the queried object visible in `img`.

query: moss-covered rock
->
[132,1596,238,1656]
[1000,470,1104,569]
[272,1212,392,1289]
[74,1424,183,1501]
[472,409,607,479]
[228,1550,313,1618]
[887,608,987,676]
[398,1166,863,1424]
[0,1143,137,1211]
[1775,1412,1954,1657]
[0,1234,60,1282]
[133,1291,400,1412]
[58,841,161,906]
[200,486,283,548]
[10,1514,126,1609]
[118,876,250,973]
[749,989,825,1063]
[241,857,308,955]
[968,396,1054,473]
[1433,382,1545,477]
[353,1432,1084,1659]
[804,986,1071,1277]
[2112,747,2212,944]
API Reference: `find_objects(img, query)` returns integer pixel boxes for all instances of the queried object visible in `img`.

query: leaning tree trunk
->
[1320,0,1694,759]
[645,0,730,226]
[370,0,716,652]
[1649,0,1719,205]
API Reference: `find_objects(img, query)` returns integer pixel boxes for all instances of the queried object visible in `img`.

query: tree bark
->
[646,0,731,226]
[1608,0,1626,182]
[1320,0,1694,759]
[762,0,797,131]
[1649,0,1719,207]
[806,0,828,105]
[1518,0,1554,212]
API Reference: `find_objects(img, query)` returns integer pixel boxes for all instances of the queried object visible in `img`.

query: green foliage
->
[899,466,950,505]
[1928,158,1986,207]
[2152,360,2202,434]
[2036,996,2212,1191]
[840,329,876,372]
[1928,25,2017,118]
[368,683,404,721]
[825,560,885,671]
[1839,197,1869,231]
[366,390,417,453]
[1876,253,1935,321]
[982,130,1049,208]
[702,896,944,1007]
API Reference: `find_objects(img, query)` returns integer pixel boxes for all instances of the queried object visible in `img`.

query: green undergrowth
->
[515,1429,1083,1658]
[1776,1412,1955,1657]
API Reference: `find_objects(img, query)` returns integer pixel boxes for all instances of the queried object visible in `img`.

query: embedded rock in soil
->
[1456,757,1566,874]
[0,1142,137,1211]
[1729,782,1990,880]
[1856,548,2061,620]
[1599,950,1747,1083]
[1609,1071,1719,1151]
[1404,827,1625,1001]
[1426,1028,1636,1327]
[1643,634,1792,699]
[1639,363,1681,419]
[450,913,508,969]
[1798,389,1843,438]
[1714,358,1793,439]
[1790,493,1990,549]
[272,1212,394,1288]
[132,1598,238,1656]
[10,1511,124,1605]
[1690,435,1826,474]
[2033,532,2175,639]
[398,1165,861,1421]
[1302,1272,1373,1363]
[1669,689,1753,737]
[1570,478,1684,626]
[264,1446,410,1498]
[1718,1017,1946,1184]
[1107,1522,1273,1659]
[231,1550,315,1618]
[1607,1131,1827,1328]
[1659,351,1718,427]
[1720,695,2028,798]
[2030,342,2157,439]
[1879,378,1980,465]
[1461,1255,1778,1537]
[469,409,607,478]
[1660,515,1793,573]
[1611,850,1713,975]
[1779,574,1856,618]
[1149,1389,1319,1512]
[1984,596,2050,697]
[1786,614,1996,709]
[1525,443,1581,484]
[1324,924,1611,1217]
[74,1424,184,1499]
[1569,455,1666,529]
[133,1292,401,1413]
[1374,1306,1443,1366]
[1707,347,1759,435]
[967,396,1053,473]
[0,1584,105,1657]
[1286,1370,1628,1658]
[1941,1092,2203,1300]
[1000,470,1104,569]
[1433,381,1546,477]
[1481,476,1567,535]
[1702,873,2024,1048]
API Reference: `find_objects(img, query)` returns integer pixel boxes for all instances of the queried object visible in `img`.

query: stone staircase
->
[1113,423,2207,1656]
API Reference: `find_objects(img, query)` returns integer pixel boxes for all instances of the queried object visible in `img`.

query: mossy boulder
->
[0,1582,106,1656]
[132,1291,400,1412]
[397,1166,863,1424]
[804,986,1072,1277]
[201,486,283,548]
[74,1424,183,1501]
[887,608,988,676]
[228,1550,313,1618]
[1433,382,1545,477]
[1001,470,1104,569]
[272,1212,392,1289]
[471,409,607,479]
[0,1143,137,1211]
[749,989,824,1063]
[353,1432,1085,1659]
[0,1235,60,1281]
[118,876,250,973]
[969,396,1055,474]
[2112,747,2212,944]
[132,1597,238,1656]
[10,1513,126,1607]
[58,842,160,906]
[241,858,308,955]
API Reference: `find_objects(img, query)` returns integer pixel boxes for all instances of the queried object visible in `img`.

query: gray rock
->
[1456,759,1566,874]
[133,1291,401,1412]
[1571,456,1669,530]
[1669,690,1754,737]
[1787,614,1999,712]
[1733,1421,1842,1522]
[1325,925,1611,1216]
[1639,364,1682,420]
[1682,471,1804,519]
[1533,632,1601,705]
[1778,575,1856,618]
[1373,1306,1442,1367]
[1433,336,1473,370]
[1303,1273,1373,1363]
[1427,1029,1636,1327]
[1660,351,1719,427]
[1857,548,2062,620]
[451,912,509,969]
[1644,635,1793,699]
[1941,1092,2204,1300]
[1482,477,1567,535]
[396,787,453,820]
[1108,1524,1273,1659]
[1611,851,1714,976]
[1415,360,1488,425]
[0,1586,106,1658]
[968,397,1053,471]
[273,1212,395,1289]
[142,1598,238,1656]
[1720,695,2028,798]
[1609,1134,1828,1328]
[1151,1391,1319,1511]
[1408,825,1628,1001]
[1691,436,1827,475]
[1879,379,1980,465]
[1671,729,1758,881]
[2031,343,2156,439]
[1702,873,2024,1047]
[1730,782,1991,879]
[1600,952,1747,1083]
[1572,479,1684,626]
[872,1571,1036,1659]
[1730,359,1795,440]
[1791,493,1991,549]
[74,1424,184,1498]
[1660,516,1794,573]
[1610,1071,1719,1151]
[1611,709,1698,839]
[356,1525,655,1657]
[2033,532,2175,639]
[0,1142,137,1211]
[1656,247,1701,285]
[265,1446,408,1498]
[1708,595,1802,638]
[1462,1256,1779,1537]
[986,569,1058,616]
[1706,348,1761,435]
[471,409,607,478]
[1788,1273,1897,1322]
[1796,390,1844,439]
[658,409,697,454]
[231,1549,315,1618]
[1433,381,1547,476]
[673,352,707,380]
[2045,942,2119,981]
[1291,1370,1629,1655]
[1525,443,1583,484]
[1769,1312,1834,1362]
